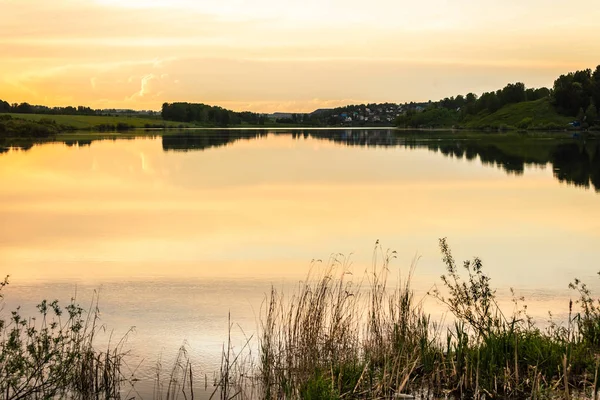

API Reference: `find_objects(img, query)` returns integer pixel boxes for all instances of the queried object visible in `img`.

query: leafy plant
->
[0,276,130,400]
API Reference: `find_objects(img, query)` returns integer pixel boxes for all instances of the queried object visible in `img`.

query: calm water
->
[1,129,599,397]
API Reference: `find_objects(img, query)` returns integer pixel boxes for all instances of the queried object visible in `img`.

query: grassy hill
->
[460,98,573,130]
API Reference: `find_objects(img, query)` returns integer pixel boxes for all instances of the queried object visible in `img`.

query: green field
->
[461,97,573,130]
[3,113,195,129]
[1,113,319,130]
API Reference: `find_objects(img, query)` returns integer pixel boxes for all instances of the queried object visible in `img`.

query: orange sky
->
[1,0,599,112]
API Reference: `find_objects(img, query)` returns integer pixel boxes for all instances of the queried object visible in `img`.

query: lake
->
[1,129,599,398]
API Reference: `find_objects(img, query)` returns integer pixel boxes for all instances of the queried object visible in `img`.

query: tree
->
[577,107,585,123]
[554,74,586,116]
[0,100,10,113]
[534,87,551,99]
[586,102,598,125]
[592,65,600,109]
[15,102,33,114]
[499,82,526,105]
[464,93,478,115]
[526,88,550,101]
[465,93,477,104]
[478,91,501,113]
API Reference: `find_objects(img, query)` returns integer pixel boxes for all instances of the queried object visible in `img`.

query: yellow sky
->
[1,0,599,112]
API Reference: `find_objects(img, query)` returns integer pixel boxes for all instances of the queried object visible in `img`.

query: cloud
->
[2,0,600,112]
[139,74,156,97]
[126,73,170,102]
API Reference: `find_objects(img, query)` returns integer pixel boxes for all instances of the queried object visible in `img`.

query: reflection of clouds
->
[0,135,599,297]
[1,133,599,392]
[140,152,153,173]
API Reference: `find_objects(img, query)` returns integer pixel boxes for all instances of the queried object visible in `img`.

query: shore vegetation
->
[2,240,600,399]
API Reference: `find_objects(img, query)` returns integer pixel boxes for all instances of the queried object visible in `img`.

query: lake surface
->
[1,129,599,397]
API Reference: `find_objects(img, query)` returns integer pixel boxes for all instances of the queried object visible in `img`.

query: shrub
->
[517,117,533,129]
[0,276,130,399]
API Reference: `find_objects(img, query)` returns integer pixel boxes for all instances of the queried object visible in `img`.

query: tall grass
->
[256,245,438,399]
[251,239,600,399]
[3,238,600,399]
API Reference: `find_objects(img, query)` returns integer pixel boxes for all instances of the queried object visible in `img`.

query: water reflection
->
[158,130,600,192]
[1,128,599,398]
[162,131,266,152]
[5,130,600,193]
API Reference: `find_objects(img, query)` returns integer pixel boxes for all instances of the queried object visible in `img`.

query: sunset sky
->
[1,0,599,112]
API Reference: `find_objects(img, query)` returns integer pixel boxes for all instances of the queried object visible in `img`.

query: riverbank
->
[1,240,599,399]
[2,106,593,136]
[0,113,345,137]
[249,239,600,399]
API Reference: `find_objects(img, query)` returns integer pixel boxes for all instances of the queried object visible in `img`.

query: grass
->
[250,239,600,399]
[0,113,394,134]
[3,113,195,130]
[461,98,574,130]
[2,240,600,399]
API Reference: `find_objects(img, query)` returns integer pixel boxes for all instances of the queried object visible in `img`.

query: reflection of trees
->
[1,129,599,193]
[423,140,600,192]
[302,129,399,147]
[591,148,600,190]
[551,143,600,191]
[426,140,600,192]
[429,142,537,175]
[310,132,600,192]
[162,131,267,152]
[64,140,92,147]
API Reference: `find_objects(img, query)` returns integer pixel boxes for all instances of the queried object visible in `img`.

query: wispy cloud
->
[1,0,599,111]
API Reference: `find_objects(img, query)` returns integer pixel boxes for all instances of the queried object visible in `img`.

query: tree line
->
[436,84,551,115]
[397,65,600,129]
[0,100,158,117]
[553,66,600,122]
[0,100,98,115]
[161,102,266,126]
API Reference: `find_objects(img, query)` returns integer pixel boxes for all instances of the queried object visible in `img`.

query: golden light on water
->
[1,136,599,289]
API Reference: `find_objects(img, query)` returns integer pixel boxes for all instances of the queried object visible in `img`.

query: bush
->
[38,118,57,126]
[0,276,130,399]
[517,117,533,129]
[570,275,600,348]
[115,122,133,131]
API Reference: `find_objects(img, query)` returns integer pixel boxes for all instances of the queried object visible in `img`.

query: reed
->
[247,239,600,399]
[3,237,600,399]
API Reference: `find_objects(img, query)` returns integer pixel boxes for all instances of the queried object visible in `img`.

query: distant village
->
[268,102,430,126]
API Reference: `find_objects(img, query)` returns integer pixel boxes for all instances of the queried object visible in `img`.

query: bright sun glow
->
[0,0,599,112]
